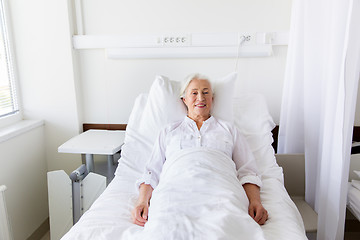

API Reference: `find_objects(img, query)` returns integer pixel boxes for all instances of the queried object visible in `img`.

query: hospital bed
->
[60,75,308,240]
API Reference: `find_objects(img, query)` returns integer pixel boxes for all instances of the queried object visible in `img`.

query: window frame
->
[0,0,22,128]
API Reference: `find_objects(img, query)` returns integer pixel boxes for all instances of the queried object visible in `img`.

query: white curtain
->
[278,0,360,239]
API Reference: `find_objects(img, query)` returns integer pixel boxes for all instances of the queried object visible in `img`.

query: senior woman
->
[132,74,268,228]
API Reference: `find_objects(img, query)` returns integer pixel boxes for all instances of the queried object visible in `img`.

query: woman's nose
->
[197,93,205,101]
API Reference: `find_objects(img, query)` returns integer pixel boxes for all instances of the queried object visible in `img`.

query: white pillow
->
[137,73,238,146]
[233,94,275,135]
[118,79,280,180]
[233,94,279,179]
[211,72,237,122]
[116,94,155,177]
[137,75,186,146]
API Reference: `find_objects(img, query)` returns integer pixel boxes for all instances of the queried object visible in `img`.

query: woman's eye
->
[192,92,197,95]
[203,91,209,94]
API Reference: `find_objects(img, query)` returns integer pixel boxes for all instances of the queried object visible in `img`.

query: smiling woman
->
[181,75,213,129]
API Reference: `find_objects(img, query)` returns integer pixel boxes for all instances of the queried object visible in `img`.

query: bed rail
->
[70,164,89,224]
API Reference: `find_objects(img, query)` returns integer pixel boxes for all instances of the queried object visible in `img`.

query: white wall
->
[78,0,292,125]
[10,0,82,174]
[0,1,83,238]
[0,126,48,240]
[75,0,360,126]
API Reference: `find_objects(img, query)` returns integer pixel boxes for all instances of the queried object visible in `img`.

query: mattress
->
[347,182,360,220]
[61,87,307,239]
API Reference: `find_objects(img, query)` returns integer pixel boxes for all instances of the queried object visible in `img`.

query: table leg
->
[85,154,94,172]
[72,181,82,224]
[107,154,114,166]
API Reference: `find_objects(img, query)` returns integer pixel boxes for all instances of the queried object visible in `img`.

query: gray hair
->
[179,73,214,98]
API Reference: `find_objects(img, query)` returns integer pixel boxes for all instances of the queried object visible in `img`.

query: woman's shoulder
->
[213,117,236,130]
[161,118,185,133]
[212,117,243,139]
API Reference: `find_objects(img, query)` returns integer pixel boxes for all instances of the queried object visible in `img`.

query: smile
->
[195,104,206,108]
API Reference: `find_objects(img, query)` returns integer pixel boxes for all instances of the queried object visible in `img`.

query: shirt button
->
[198,136,201,139]
[148,171,152,175]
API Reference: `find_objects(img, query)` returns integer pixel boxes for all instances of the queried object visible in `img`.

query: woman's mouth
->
[195,103,206,108]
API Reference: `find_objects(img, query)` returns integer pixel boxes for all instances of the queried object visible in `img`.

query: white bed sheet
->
[347,182,360,221]
[61,156,307,240]
[61,93,307,240]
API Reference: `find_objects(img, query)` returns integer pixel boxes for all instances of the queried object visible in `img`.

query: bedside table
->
[58,129,126,173]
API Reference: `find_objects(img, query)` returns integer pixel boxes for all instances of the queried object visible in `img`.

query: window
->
[0,0,19,122]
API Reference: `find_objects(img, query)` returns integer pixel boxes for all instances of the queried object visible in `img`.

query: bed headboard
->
[83,123,127,132]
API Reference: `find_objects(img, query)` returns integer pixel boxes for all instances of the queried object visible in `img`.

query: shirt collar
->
[184,115,215,128]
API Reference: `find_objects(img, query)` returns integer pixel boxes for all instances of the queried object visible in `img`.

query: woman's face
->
[182,78,213,120]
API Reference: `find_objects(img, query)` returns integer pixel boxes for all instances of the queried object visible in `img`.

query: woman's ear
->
[181,97,188,110]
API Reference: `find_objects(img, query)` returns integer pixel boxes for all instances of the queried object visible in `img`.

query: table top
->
[58,129,126,155]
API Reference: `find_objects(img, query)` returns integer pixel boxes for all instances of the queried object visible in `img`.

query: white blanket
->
[122,148,265,240]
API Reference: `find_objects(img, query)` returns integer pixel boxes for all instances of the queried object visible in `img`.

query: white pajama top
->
[136,116,262,190]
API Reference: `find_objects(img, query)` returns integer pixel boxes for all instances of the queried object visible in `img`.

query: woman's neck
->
[187,114,211,130]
